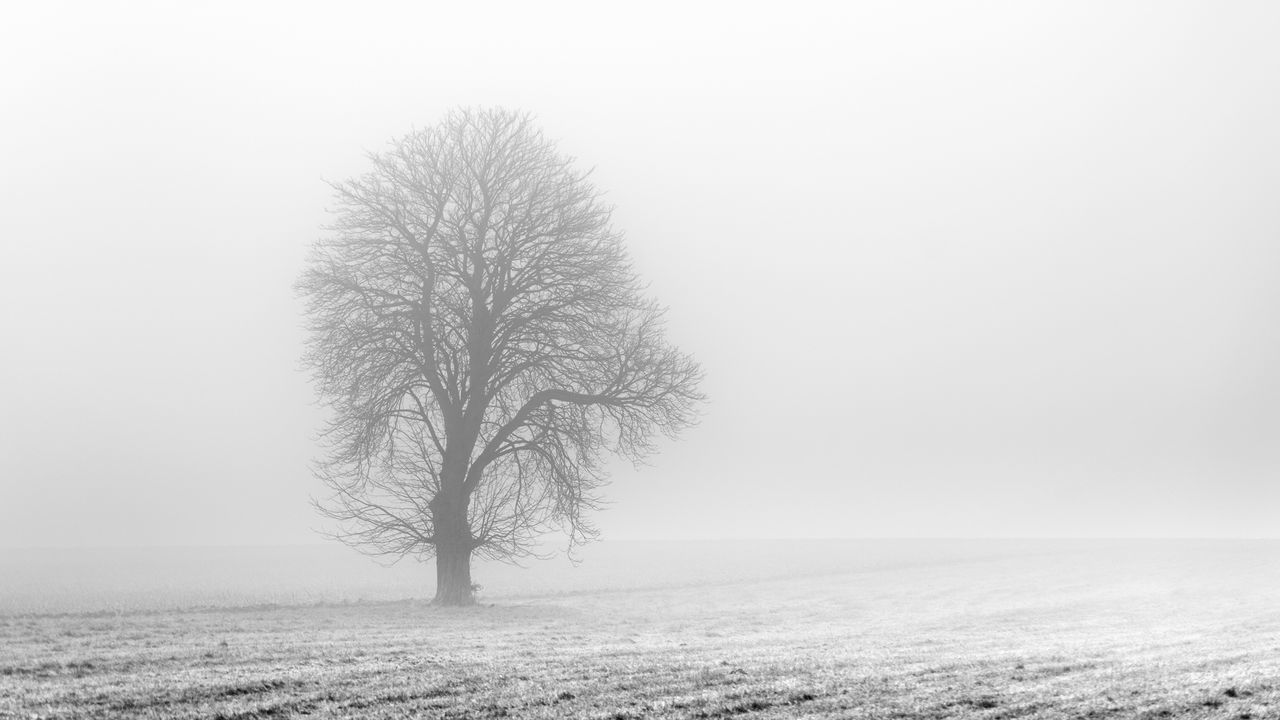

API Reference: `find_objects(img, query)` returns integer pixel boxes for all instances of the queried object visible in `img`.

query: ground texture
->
[3,543,1279,719]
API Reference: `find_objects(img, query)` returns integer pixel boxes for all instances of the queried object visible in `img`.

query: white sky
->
[1,1,1278,547]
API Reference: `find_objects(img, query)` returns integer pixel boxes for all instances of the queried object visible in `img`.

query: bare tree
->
[299,108,704,605]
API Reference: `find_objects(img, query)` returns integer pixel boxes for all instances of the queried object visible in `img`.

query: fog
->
[2,1,1279,549]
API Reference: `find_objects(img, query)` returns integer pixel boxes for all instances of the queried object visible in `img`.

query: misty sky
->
[2,1,1278,548]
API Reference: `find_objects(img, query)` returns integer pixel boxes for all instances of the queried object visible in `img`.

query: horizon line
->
[2,535,1278,552]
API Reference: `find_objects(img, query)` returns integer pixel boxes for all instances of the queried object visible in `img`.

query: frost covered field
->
[3,540,1279,719]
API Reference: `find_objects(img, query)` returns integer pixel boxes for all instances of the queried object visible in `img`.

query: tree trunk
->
[431,491,475,606]
[433,538,474,606]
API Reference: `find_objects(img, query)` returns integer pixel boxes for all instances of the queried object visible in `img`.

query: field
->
[2,540,1279,719]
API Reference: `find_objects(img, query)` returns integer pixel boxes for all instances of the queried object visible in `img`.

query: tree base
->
[431,589,476,607]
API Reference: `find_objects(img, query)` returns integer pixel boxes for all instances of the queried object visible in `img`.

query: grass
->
[2,541,1278,718]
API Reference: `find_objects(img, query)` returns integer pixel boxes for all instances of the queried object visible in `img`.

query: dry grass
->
[2,541,1278,719]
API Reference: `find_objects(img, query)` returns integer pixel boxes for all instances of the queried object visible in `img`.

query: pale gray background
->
[2,1,1278,548]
